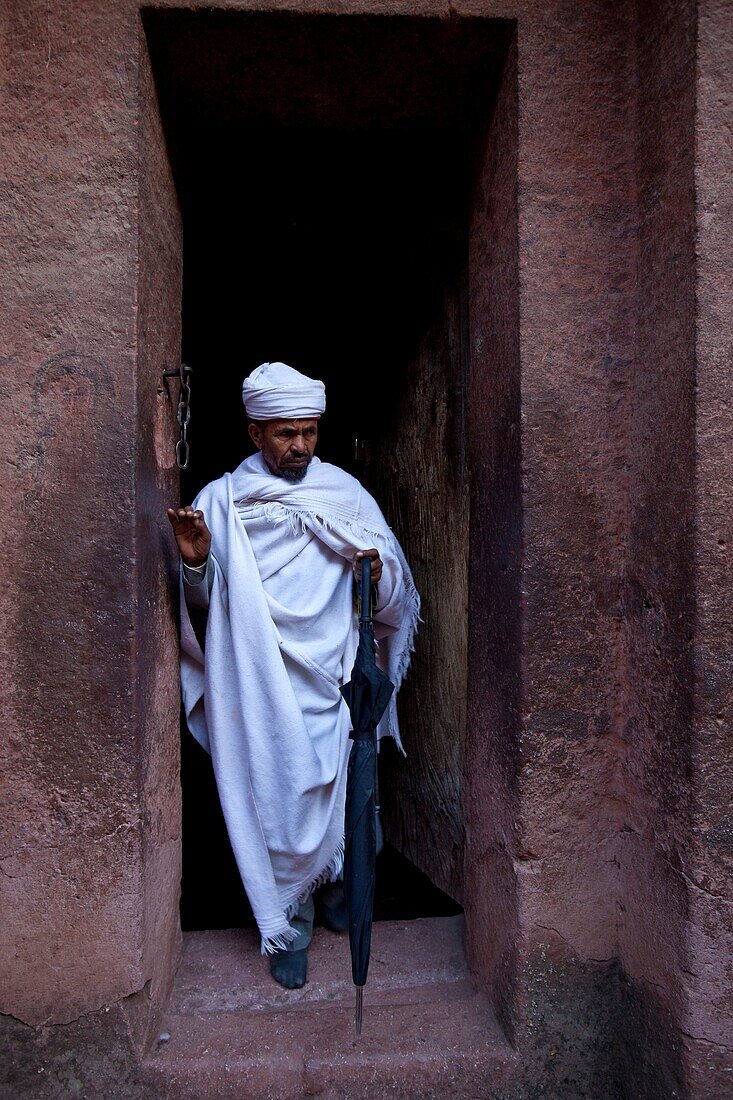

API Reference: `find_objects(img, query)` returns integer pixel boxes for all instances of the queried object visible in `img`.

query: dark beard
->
[280,463,309,482]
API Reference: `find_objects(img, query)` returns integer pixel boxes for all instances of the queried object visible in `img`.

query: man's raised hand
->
[167,506,212,567]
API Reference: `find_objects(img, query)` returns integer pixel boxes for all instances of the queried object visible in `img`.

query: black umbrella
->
[340,556,394,1035]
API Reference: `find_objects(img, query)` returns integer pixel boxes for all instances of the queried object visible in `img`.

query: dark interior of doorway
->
[145,9,509,932]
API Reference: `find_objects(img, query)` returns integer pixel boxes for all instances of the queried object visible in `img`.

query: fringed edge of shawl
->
[391,580,422,692]
[381,558,421,757]
[259,837,346,956]
[236,498,394,546]
[260,926,301,955]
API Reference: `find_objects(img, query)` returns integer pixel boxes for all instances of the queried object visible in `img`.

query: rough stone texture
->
[685,0,733,1091]
[513,0,638,966]
[466,7,644,1077]
[0,1001,164,1100]
[142,919,516,1099]
[0,0,182,1047]
[464,30,521,1040]
[0,0,154,1026]
[1,0,731,1097]
[134,37,185,1042]
[373,279,470,904]
[618,0,696,1091]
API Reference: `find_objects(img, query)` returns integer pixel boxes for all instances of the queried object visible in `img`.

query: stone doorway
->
[140,7,520,1082]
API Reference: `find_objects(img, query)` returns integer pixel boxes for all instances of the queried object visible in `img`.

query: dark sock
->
[269,947,308,989]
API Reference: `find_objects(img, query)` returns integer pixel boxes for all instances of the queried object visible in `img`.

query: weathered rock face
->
[685,0,733,1090]
[463,29,522,1038]
[0,0,181,1036]
[372,274,470,906]
[0,1,730,1097]
[620,0,696,1090]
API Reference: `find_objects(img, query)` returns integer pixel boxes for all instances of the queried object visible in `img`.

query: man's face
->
[248,418,319,482]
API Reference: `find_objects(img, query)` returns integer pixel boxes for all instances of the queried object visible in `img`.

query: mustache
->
[280,453,312,466]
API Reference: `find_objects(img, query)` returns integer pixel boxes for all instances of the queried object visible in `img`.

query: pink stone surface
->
[0,0,183,1042]
[619,1,698,1090]
[134,32,185,1044]
[143,919,514,1098]
[0,0,158,1028]
[0,1,730,1096]
[167,917,473,1014]
[464,28,521,1039]
[685,0,733,1088]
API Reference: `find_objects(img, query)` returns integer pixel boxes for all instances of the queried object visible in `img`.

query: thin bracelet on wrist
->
[183,557,208,571]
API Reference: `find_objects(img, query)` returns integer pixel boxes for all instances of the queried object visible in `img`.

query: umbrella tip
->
[355,987,363,1036]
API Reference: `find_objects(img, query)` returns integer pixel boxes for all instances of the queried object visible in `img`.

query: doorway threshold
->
[142,916,514,1098]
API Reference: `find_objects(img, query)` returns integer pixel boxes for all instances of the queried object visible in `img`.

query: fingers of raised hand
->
[168,506,204,526]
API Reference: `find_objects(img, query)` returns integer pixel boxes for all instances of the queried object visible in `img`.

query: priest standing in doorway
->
[167,362,419,989]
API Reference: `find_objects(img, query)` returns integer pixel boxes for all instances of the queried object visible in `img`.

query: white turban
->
[242,362,326,420]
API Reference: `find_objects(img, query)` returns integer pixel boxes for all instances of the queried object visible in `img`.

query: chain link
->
[174,363,192,470]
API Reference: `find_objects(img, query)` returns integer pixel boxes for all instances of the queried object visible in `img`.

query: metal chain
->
[163,363,192,470]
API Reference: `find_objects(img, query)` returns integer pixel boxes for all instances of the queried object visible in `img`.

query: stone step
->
[142,916,515,1098]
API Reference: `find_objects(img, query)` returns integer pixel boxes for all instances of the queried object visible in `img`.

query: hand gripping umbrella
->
[340,556,394,1035]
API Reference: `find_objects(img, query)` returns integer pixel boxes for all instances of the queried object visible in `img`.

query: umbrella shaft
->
[355,987,364,1036]
[359,557,372,623]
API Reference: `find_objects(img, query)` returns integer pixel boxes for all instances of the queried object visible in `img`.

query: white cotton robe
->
[179,453,420,953]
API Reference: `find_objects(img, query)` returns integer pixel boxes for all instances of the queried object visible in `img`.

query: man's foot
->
[269,947,308,989]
